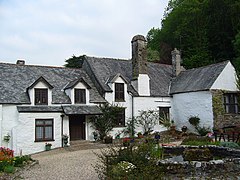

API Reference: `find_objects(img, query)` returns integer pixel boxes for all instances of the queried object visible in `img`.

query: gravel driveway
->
[18,148,102,180]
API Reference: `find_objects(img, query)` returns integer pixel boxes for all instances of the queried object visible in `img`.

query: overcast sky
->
[0,0,169,66]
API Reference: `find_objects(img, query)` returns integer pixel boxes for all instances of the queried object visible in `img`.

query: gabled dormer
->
[27,76,53,105]
[64,78,91,105]
[107,73,128,102]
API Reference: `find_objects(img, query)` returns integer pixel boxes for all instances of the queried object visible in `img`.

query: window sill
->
[114,100,125,102]
[114,126,126,128]
[35,139,55,142]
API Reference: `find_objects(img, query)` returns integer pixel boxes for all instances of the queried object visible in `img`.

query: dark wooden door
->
[69,115,85,140]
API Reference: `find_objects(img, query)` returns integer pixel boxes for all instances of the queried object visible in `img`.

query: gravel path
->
[18,148,101,180]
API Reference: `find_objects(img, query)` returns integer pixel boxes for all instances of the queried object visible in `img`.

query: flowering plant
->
[45,143,52,146]
[116,161,136,173]
[0,147,14,161]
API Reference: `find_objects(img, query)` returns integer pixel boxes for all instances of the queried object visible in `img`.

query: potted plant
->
[137,132,144,138]
[181,126,188,133]
[62,134,69,147]
[93,131,99,142]
[45,143,52,151]
[104,135,113,144]
[3,134,10,143]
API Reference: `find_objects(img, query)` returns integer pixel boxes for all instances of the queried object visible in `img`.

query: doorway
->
[69,115,86,140]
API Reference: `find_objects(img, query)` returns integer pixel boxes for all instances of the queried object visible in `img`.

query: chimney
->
[131,35,147,80]
[171,48,181,76]
[16,59,25,65]
[131,35,150,96]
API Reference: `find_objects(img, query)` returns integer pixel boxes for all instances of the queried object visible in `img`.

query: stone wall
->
[212,90,240,128]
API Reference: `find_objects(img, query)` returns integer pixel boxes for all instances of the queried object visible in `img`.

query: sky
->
[0,0,169,66]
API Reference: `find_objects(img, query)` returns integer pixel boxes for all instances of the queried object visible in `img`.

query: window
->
[159,107,170,119]
[35,119,53,141]
[75,89,86,104]
[224,93,238,114]
[115,83,124,101]
[35,89,48,105]
[115,108,125,127]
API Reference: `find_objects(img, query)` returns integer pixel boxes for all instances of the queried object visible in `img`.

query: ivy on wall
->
[211,90,225,118]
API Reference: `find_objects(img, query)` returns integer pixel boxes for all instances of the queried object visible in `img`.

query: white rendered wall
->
[0,105,2,146]
[133,97,171,133]
[171,91,213,132]
[105,76,133,138]
[138,74,150,96]
[1,105,19,151]
[211,62,238,91]
[29,81,52,105]
[16,112,64,155]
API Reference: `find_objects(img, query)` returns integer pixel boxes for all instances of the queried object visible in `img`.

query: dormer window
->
[115,83,124,102]
[35,88,48,105]
[75,89,86,104]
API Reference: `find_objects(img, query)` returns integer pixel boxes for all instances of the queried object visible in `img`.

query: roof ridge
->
[0,62,83,71]
[181,61,229,73]
[86,56,130,61]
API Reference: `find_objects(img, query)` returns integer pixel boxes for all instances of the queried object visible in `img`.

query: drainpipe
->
[130,93,134,137]
[60,114,65,147]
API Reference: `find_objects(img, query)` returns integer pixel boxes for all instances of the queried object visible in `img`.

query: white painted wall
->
[1,105,19,150]
[171,91,213,132]
[211,62,238,91]
[0,105,2,146]
[133,97,171,133]
[29,81,52,105]
[16,112,64,155]
[138,74,150,96]
[131,74,150,96]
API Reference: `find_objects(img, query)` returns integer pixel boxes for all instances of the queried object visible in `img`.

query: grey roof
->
[62,105,102,115]
[0,63,106,104]
[170,61,229,94]
[83,57,173,96]
[17,106,62,112]
[64,78,91,90]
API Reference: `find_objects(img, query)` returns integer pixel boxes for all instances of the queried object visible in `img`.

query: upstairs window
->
[75,89,86,104]
[35,119,53,141]
[115,108,125,127]
[224,93,238,114]
[35,89,48,105]
[115,83,124,102]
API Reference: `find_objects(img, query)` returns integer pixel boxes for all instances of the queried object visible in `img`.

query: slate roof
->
[62,105,102,115]
[17,106,62,112]
[0,62,105,104]
[83,57,173,97]
[170,61,229,94]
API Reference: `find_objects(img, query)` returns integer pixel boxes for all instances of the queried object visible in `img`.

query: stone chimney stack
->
[131,35,150,96]
[171,48,181,76]
[16,59,25,65]
[131,35,147,80]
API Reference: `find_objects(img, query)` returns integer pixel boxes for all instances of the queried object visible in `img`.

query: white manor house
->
[0,35,238,155]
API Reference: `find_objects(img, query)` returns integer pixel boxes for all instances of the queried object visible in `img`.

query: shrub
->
[220,142,240,149]
[188,116,200,127]
[196,126,211,136]
[4,165,14,173]
[94,142,164,179]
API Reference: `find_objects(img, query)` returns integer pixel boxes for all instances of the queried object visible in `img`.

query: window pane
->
[75,89,86,103]
[45,120,53,125]
[115,83,124,101]
[45,127,53,139]
[36,120,44,125]
[36,127,43,139]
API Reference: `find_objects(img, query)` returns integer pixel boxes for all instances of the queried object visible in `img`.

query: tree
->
[135,110,159,135]
[147,0,240,69]
[90,103,122,140]
[64,55,86,68]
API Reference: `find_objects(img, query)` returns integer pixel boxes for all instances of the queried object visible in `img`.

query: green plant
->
[89,103,122,140]
[122,118,137,138]
[188,116,200,127]
[4,165,14,173]
[181,136,212,144]
[94,142,164,179]
[220,142,240,149]
[136,110,159,135]
[196,126,211,136]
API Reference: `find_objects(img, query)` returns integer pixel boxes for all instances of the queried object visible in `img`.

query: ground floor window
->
[35,119,54,141]
[159,107,170,119]
[224,93,239,114]
[115,108,125,127]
